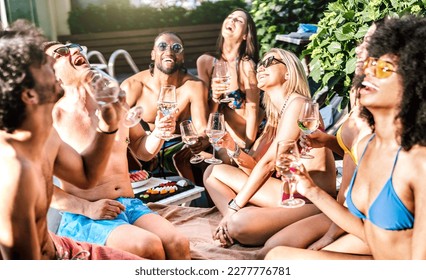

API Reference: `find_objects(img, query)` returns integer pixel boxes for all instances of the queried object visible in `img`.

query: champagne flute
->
[275,140,304,208]
[297,101,320,159]
[205,112,226,164]
[85,69,143,127]
[180,120,204,164]
[213,60,233,103]
[157,85,179,140]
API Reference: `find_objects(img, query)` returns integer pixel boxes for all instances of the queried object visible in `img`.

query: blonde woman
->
[203,48,336,249]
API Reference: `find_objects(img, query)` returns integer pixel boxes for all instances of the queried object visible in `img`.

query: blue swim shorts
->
[57,197,155,245]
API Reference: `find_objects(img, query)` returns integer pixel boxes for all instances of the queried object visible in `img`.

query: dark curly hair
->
[0,19,47,133]
[367,15,426,150]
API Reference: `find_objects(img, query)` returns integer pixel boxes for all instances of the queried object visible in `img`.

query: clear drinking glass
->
[275,140,304,208]
[205,112,226,164]
[157,85,179,140]
[85,69,143,128]
[180,120,204,164]
[297,101,320,159]
[212,60,233,103]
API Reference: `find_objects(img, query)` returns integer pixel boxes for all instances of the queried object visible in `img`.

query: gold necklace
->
[279,92,293,118]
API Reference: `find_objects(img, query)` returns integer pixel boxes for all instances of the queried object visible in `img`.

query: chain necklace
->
[278,92,294,118]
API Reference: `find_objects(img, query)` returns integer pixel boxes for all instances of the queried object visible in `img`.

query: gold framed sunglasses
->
[257,55,286,71]
[157,42,184,54]
[363,57,396,79]
[52,43,83,58]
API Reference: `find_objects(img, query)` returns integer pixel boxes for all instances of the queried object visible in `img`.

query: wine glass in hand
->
[275,140,304,208]
[205,112,226,164]
[85,69,143,127]
[212,60,233,103]
[297,101,320,159]
[180,120,204,164]
[157,85,179,140]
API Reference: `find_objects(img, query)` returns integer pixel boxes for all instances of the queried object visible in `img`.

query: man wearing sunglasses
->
[121,31,210,183]
[0,20,143,260]
[43,39,191,259]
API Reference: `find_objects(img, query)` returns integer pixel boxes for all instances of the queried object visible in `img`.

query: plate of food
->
[130,170,152,188]
[135,180,194,203]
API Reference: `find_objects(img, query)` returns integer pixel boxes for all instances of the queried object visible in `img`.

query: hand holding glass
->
[205,112,226,164]
[180,120,204,164]
[297,101,320,159]
[157,85,179,140]
[275,140,304,208]
[212,61,233,103]
[85,69,143,127]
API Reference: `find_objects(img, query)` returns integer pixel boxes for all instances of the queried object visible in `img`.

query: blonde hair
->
[260,48,311,140]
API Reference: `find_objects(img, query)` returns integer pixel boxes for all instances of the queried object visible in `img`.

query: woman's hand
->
[215,132,236,150]
[291,163,317,197]
[211,77,228,103]
[213,209,236,247]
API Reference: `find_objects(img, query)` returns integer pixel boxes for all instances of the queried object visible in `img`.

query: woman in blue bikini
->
[266,15,426,260]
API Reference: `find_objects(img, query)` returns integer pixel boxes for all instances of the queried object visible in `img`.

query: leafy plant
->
[305,0,426,106]
[251,0,329,57]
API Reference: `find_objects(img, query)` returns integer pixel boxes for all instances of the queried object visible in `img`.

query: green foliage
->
[68,0,248,34]
[305,0,426,106]
[250,0,329,57]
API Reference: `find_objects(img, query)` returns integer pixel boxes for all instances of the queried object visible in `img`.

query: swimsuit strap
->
[357,134,376,165]
[389,146,403,178]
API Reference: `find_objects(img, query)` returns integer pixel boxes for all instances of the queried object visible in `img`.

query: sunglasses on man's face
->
[363,57,396,79]
[156,42,184,54]
[52,43,83,59]
[256,56,286,71]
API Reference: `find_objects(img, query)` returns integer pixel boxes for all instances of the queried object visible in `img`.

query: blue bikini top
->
[209,58,246,110]
[346,134,414,231]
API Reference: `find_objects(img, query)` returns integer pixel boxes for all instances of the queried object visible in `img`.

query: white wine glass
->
[205,112,225,164]
[297,101,320,159]
[275,140,304,208]
[212,60,233,103]
[180,120,204,164]
[85,69,143,128]
[157,85,179,140]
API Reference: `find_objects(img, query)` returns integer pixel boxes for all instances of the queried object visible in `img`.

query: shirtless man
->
[0,20,140,260]
[44,40,191,260]
[121,31,210,178]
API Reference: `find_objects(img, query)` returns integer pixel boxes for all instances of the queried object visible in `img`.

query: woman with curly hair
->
[266,15,426,260]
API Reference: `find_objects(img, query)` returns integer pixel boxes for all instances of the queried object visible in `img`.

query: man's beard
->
[156,61,182,75]
[36,84,65,104]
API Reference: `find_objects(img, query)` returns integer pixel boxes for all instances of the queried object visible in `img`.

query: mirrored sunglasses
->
[157,42,184,54]
[363,57,396,79]
[256,56,286,70]
[53,43,83,58]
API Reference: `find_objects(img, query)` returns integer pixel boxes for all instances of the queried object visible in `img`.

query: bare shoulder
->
[0,141,30,198]
[240,57,256,72]
[181,72,206,91]
[401,145,426,172]
[196,53,214,65]
[120,70,150,92]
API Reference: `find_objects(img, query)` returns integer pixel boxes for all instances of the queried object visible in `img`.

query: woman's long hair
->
[215,8,259,63]
[260,48,311,140]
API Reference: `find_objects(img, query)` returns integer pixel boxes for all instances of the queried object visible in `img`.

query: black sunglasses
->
[257,56,286,70]
[157,42,184,54]
[52,43,83,58]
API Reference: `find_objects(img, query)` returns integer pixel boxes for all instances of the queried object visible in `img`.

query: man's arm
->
[51,186,124,220]
[0,159,40,259]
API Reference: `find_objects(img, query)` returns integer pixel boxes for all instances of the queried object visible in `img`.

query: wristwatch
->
[228,199,242,211]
